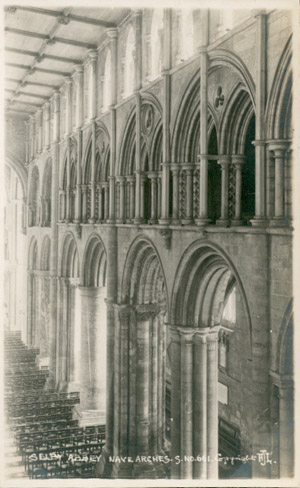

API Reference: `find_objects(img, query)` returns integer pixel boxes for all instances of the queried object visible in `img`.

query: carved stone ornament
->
[5,7,17,13]
[214,85,225,110]
[142,104,154,136]
[159,229,172,250]
[136,310,155,322]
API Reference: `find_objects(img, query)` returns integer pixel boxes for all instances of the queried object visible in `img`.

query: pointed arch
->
[28,236,38,270]
[118,106,136,176]
[265,36,292,140]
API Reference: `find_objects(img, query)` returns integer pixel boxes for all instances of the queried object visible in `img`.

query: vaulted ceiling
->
[5,5,130,117]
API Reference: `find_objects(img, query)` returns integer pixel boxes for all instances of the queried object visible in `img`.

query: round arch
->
[6,153,28,199]
[81,233,107,287]
[121,235,169,311]
[28,236,38,270]
[170,240,252,353]
[60,232,80,278]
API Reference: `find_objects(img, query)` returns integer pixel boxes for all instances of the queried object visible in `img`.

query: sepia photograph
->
[1,0,299,485]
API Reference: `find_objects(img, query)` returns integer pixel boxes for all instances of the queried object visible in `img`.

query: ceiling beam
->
[6,62,70,77]
[5,78,59,89]
[5,89,48,100]
[5,27,97,49]
[6,108,33,115]
[7,99,43,107]
[6,5,116,28]
[5,47,82,65]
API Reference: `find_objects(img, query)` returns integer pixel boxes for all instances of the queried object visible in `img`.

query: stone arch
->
[60,232,80,278]
[6,153,27,199]
[121,235,168,310]
[40,235,51,271]
[81,234,107,287]
[171,70,217,162]
[208,49,256,107]
[171,240,252,351]
[28,236,38,270]
[118,107,136,176]
[266,36,292,140]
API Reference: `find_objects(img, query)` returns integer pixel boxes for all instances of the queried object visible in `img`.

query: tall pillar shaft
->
[171,167,180,223]
[80,286,106,411]
[217,157,231,224]
[75,128,82,222]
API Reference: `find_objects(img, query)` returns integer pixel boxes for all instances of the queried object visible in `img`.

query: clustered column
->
[231,155,245,225]
[169,325,219,479]
[268,141,289,227]
[216,156,231,226]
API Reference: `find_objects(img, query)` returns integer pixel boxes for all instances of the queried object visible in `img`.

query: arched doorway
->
[79,234,107,425]
[170,241,252,479]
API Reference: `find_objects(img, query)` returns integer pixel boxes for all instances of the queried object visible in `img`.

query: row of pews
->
[4,330,105,479]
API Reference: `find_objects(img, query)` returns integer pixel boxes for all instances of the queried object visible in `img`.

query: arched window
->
[124,26,135,97]
[181,10,194,60]
[150,10,164,81]
[103,49,112,111]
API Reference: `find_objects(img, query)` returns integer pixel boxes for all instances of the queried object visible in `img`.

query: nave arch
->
[169,240,252,479]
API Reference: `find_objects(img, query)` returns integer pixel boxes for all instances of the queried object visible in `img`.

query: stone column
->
[44,102,50,150]
[88,50,98,119]
[128,176,135,222]
[180,329,194,478]
[53,91,60,142]
[81,185,87,223]
[36,108,43,153]
[159,9,171,225]
[148,172,158,223]
[140,174,146,221]
[79,286,107,421]
[157,172,162,220]
[196,10,210,226]
[25,120,30,164]
[103,183,109,221]
[65,138,71,222]
[107,29,118,223]
[116,176,126,223]
[206,328,219,479]
[279,384,294,477]
[171,166,180,224]
[268,141,289,227]
[231,155,245,225]
[251,13,267,226]
[134,92,143,224]
[74,128,82,223]
[64,77,72,136]
[169,325,219,479]
[216,156,231,226]
[89,121,96,223]
[74,65,84,128]
[30,115,35,160]
[97,185,103,222]
[182,164,194,225]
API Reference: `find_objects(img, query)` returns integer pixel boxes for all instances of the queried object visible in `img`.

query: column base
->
[195,218,211,227]
[66,381,80,393]
[134,218,145,224]
[158,218,171,225]
[148,218,158,225]
[181,218,194,225]
[106,219,115,224]
[73,404,106,427]
[171,218,181,225]
[88,218,96,224]
[116,219,125,224]
[216,218,230,227]
[268,217,289,228]
[73,219,80,224]
[231,218,244,226]
[250,217,269,227]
